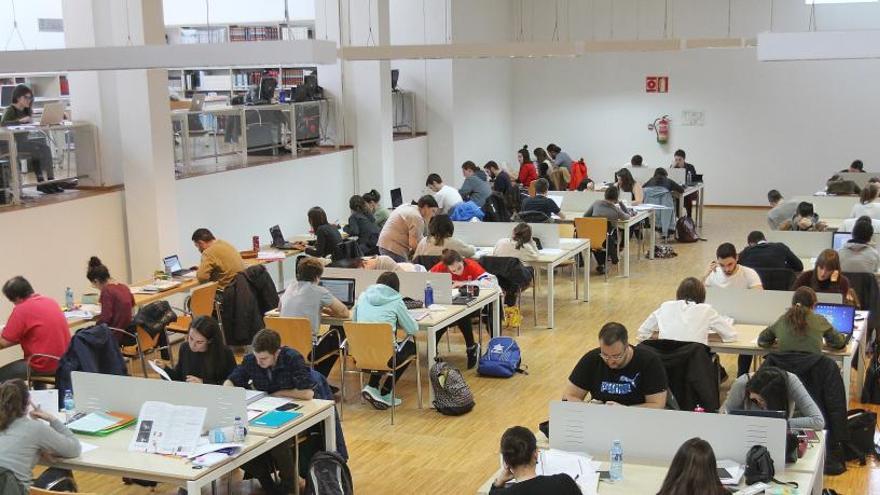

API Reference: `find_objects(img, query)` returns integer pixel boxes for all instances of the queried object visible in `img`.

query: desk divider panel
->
[322,268,454,304]
[791,195,858,219]
[549,402,787,467]
[707,288,842,325]
[836,173,880,189]
[555,191,605,213]
[453,222,560,249]
[764,231,834,258]
[72,371,247,430]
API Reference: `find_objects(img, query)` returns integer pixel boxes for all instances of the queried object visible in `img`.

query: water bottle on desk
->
[63,390,75,422]
[609,439,623,481]
[233,416,246,442]
[424,281,434,307]
[64,287,74,310]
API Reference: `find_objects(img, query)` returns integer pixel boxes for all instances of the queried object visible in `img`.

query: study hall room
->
[2,0,880,494]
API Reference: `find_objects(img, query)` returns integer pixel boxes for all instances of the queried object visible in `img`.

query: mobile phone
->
[276,402,302,411]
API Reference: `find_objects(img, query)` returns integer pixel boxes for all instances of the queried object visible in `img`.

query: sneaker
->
[467,343,480,370]
[380,391,402,407]
[361,385,389,410]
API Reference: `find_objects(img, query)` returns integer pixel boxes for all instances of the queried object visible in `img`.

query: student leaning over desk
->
[758,287,848,354]
[637,277,737,346]
[191,228,245,290]
[489,426,580,494]
[721,366,825,430]
[362,189,389,229]
[86,256,135,331]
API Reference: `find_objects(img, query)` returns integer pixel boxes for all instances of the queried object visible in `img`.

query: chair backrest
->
[514,210,552,223]
[574,217,609,248]
[558,223,575,239]
[30,488,94,495]
[342,322,395,372]
[264,317,313,357]
[118,325,160,356]
[189,282,218,318]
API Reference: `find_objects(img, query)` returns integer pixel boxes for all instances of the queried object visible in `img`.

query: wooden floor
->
[69,207,880,494]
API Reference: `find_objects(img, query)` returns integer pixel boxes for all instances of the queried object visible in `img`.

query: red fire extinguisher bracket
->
[648,115,670,144]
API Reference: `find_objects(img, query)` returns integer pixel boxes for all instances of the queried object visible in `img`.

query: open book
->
[128,401,207,456]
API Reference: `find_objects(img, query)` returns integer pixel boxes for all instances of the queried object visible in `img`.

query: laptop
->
[814,302,856,336]
[668,167,687,185]
[162,255,194,277]
[319,278,356,308]
[390,188,403,208]
[269,225,296,250]
[189,93,206,112]
[38,102,65,126]
[832,231,852,250]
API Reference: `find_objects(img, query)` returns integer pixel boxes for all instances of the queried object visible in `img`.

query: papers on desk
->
[131,280,181,294]
[246,389,267,404]
[535,449,600,495]
[79,441,99,455]
[147,360,172,381]
[247,396,291,412]
[128,401,206,456]
[717,459,745,485]
[632,204,668,211]
[257,250,286,261]
[539,248,564,256]
[408,309,430,321]
[188,438,244,467]
[64,309,95,320]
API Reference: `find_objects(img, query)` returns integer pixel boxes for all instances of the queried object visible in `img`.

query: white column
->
[63,0,179,282]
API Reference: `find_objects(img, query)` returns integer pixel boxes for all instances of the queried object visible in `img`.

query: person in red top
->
[0,276,71,382]
[86,256,135,330]
[430,250,489,369]
[516,146,538,188]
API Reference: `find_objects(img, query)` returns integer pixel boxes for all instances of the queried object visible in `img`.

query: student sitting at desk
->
[161,316,236,385]
[0,379,82,492]
[563,322,668,408]
[225,328,315,493]
[767,190,799,231]
[547,143,572,171]
[489,426,581,494]
[493,223,540,262]
[636,277,737,345]
[426,173,463,215]
[0,277,70,383]
[521,179,564,219]
[844,159,866,173]
[584,186,631,274]
[362,189,389,229]
[484,161,512,197]
[850,184,880,220]
[657,438,727,495]
[377,195,438,262]
[643,167,684,195]
[737,231,803,273]
[671,149,698,217]
[793,249,853,304]
[343,195,379,256]
[329,256,425,273]
[414,214,476,259]
[430,250,492,369]
[758,287,848,353]
[703,243,763,290]
[721,366,825,430]
[192,228,245,290]
[86,256,135,331]
[353,272,419,409]
[839,216,880,274]
[293,206,342,259]
[0,84,60,194]
[460,161,492,207]
[615,168,643,205]
[779,202,828,232]
[515,146,538,188]
[279,258,349,379]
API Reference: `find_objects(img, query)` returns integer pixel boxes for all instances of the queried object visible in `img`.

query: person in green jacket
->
[758,287,848,353]
[352,271,418,410]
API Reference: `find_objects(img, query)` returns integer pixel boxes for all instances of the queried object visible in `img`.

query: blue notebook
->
[250,409,302,428]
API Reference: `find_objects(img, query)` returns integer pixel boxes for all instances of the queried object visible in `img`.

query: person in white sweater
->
[493,223,540,261]
[850,184,880,220]
[637,277,737,345]
[0,379,81,490]
[414,214,476,259]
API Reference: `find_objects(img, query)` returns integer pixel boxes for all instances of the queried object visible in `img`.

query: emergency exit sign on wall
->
[646,76,669,93]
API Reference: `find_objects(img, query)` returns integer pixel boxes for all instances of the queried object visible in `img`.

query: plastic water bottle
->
[233,416,246,442]
[424,281,434,307]
[64,287,74,309]
[610,439,624,482]
[62,390,75,421]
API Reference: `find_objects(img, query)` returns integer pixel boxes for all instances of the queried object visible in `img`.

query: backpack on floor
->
[304,451,354,495]
[861,343,880,404]
[675,216,699,243]
[843,408,878,465]
[478,336,526,378]
[430,358,475,415]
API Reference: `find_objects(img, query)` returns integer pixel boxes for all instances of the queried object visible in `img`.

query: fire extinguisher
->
[648,115,670,144]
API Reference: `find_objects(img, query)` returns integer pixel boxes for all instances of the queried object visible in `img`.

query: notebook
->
[249,409,302,428]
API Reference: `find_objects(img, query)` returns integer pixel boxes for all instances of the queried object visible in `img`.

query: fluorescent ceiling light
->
[0,40,337,73]
[758,30,880,61]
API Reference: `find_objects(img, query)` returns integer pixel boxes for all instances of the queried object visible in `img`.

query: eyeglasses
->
[600,349,628,362]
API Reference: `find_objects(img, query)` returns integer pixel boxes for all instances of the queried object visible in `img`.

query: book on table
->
[128,401,207,456]
[67,411,136,436]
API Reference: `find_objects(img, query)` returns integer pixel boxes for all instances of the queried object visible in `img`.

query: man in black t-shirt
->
[521,178,565,220]
[563,322,667,408]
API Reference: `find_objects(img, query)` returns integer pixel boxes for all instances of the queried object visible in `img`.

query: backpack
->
[477,336,525,378]
[843,408,878,465]
[304,451,354,495]
[652,245,678,259]
[568,159,588,191]
[332,238,362,262]
[744,445,775,485]
[862,343,880,404]
[430,358,475,415]
[675,216,699,243]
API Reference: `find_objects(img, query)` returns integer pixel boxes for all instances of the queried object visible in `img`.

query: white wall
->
[162,0,315,25]
[393,135,428,203]
[174,150,355,267]
[510,48,880,206]
[0,0,64,51]
[0,191,129,321]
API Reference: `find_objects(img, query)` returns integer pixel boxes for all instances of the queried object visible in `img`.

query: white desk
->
[525,239,591,329]
[675,183,705,233]
[561,209,657,278]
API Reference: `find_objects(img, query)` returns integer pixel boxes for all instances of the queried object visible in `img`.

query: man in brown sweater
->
[192,228,246,289]
[377,195,438,262]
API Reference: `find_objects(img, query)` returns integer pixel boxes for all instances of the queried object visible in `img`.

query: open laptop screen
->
[814,303,856,335]
[832,231,852,251]
[319,278,356,306]
[163,255,183,275]
[390,188,403,208]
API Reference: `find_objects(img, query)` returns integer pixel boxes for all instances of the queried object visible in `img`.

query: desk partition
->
[72,371,247,430]
[553,191,605,213]
[766,231,880,257]
[321,267,454,304]
[707,288,842,325]
[836,172,880,189]
[453,221,560,249]
[791,195,858,219]
[549,402,787,467]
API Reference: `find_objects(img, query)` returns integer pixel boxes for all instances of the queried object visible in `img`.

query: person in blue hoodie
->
[352,271,419,409]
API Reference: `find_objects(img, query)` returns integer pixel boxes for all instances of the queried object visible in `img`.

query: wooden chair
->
[340,322,422,425]
[25,354,60,389]
[166,282,218,334]
[30,488,93,495]
[264,316,341,371]
[112,326,174,378]
[574,217,612,281]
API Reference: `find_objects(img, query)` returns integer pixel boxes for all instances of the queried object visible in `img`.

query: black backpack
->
[304,451,354,495]
[843,408,878,465]
[861,343,880,404]
[744,445,775,485]
[675,216,699,243]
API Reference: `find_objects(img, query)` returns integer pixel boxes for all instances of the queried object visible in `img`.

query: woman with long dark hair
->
[489,426,580,494]
[344,195,379,255]
[160,316,236,385]
[414,214,476,258]
[758,286,847,353]
[792,249,854,303]
[656,438,726,495]
[362,189,390,228]
[722,366,825,429]
[515,146,538,187]
[86,256,135,330]
[293,206,342,259]
[615,168,643,205]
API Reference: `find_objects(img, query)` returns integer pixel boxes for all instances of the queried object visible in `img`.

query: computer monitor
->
[390,188,403,208]
[0,85,14,107]
[162,255,184,276]
[814,303,856,335]
[832,231,852,250]
[319,278,356,307]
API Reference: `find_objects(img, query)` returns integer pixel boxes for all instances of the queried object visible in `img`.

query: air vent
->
[38,18,64,33]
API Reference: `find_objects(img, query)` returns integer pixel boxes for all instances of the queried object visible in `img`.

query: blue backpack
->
[477,336,526,378]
